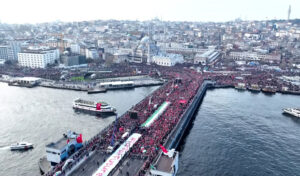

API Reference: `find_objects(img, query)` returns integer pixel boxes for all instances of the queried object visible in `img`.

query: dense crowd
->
[45,66,205,176]
[205,70,300,92]
[44,65,299,176]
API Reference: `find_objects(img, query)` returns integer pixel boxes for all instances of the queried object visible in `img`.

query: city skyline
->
[0,0,300,24]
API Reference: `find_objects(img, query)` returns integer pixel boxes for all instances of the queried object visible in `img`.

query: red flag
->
[76,134,83,143]
[96,103,101,110]
[179,99,187,104]
[159,145,168,154]
[67,139,70,144]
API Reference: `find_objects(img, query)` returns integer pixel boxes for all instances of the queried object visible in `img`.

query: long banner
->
[92,133,142,176]
[141,101,170,128]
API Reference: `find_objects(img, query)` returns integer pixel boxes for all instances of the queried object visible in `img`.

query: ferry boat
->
[10,142,33,151]
[99,81,134,90]
[38,131,83,175]
[73,98,116,115]
[262,86,277,94]
[283,108,300,118]
[235,83,246,90]
[248,84,261,92]
[87,87,107,94]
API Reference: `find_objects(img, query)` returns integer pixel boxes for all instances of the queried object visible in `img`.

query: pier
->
[0,75,163,93]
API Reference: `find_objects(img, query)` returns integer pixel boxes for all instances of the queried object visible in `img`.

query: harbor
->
[0,75,164,93]
[1,65,300,176]
[1,71,300,175]
[43,67,300,176]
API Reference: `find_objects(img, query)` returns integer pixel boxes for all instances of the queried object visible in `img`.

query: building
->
[18,48,60,68]
[70,44,80,54]
[85,47,99,59]
[45,131,83,167]
[194,50,220,65]
[229,51,281,63]
[152,54,184,67]
[61,54,80,66]
[113,52,129,63]
[0,45,13,60]
[229,51,261,61]
[8,41,21,60]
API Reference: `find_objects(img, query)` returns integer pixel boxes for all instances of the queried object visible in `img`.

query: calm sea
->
[178,88,300,176]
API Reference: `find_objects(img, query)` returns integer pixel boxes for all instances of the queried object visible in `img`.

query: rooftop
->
[46,136,76,150]
[155,154,175,173]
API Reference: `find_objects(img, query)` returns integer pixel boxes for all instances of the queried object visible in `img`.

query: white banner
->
[92,133,142,176]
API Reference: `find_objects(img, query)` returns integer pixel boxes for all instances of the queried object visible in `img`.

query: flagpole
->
[110,113,118,147]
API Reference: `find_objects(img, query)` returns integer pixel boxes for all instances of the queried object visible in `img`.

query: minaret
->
[147,25,151,64]
[288,5,291,21]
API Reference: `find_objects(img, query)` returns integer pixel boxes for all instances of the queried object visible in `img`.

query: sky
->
[0,0,299,24]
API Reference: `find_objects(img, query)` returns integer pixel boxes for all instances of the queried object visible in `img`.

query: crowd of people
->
[207,70,300,92]
[45,64,299,176]
[45,66,206,176]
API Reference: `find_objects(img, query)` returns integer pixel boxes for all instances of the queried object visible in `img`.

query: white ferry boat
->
[10,142,33,151]
[99,81,134,90]
[283,108,300,118]
[73,98,116,115]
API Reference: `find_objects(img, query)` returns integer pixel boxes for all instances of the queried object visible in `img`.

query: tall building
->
[0,45,13,60]
[8,41,21,60]
[70,44,80,54]
[85,47,99,59]
[18,48,59,68]
[0,42,21,61]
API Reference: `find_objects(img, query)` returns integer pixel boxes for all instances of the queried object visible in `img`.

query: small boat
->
[283,108,300,118]
[10,142,33,151]
[235,83,246,90]
[262,86,277,94]
[247,84,261,92]
[87,88,107,94]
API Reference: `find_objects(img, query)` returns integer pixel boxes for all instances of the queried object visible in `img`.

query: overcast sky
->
[0,0,299,24]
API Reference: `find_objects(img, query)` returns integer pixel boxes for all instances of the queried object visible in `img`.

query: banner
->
[92,133,142,176]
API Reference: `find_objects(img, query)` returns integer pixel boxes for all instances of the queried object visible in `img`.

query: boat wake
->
[0,146,10,150]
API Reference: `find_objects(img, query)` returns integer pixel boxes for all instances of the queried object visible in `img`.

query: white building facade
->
[152,54,184,67]
[194,50,220,65]
[229,51,281,63]
[70,44,80,54]
[18,49,59,68]
[85,48,99,59]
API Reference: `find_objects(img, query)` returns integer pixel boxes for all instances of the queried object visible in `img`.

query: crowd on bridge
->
[45,66,205,176]
[45,64,299,176]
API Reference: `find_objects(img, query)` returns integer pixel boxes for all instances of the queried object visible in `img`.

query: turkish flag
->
[76,134,83,143]
[159,144,168,154]
[96,103,101,110]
